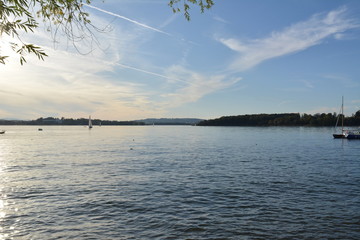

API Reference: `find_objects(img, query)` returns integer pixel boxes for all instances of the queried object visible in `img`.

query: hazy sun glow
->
[1,1,360,120]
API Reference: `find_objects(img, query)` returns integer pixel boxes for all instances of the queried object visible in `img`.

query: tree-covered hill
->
[197,111,360,127]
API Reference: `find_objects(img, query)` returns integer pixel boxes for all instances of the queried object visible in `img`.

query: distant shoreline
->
[1,112,359,127]
[0,117,203,126]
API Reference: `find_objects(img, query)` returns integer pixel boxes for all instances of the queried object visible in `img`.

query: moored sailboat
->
[89,115,93,129]
[333,96,346,138]
[346,129,360,139]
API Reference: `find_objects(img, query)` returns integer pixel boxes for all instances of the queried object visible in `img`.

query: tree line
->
[197,111,360,127]
[2,111,360,126]
[0,117,144,126]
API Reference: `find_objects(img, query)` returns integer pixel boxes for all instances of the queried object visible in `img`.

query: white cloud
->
[219,38,248,52]
[160,65,241,107]
[0,7,165,120]
[322,74,359,88]
[0,41,155,120]
[219,6,359,71]
[213,15,229,24]
[302,80,314,89]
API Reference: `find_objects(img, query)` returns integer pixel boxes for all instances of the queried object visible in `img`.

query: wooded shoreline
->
[198,112,360,126]
[1,111,360,126]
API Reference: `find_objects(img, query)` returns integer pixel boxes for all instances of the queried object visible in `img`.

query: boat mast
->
[341,96,344,133]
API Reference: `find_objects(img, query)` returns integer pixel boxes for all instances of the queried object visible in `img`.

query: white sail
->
[89,115,93,129]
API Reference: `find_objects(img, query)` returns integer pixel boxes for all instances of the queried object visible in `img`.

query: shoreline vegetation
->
[0,117,202,126]
[0,111,359,127]
[198,112,360,127]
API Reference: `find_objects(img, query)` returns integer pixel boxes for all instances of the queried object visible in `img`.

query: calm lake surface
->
[0,126,359,239]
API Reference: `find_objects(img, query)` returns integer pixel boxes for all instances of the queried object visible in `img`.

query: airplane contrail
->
[115,62,201,86]
[83,4,200,86]
[116,62,169,80]
[84,4,170,36]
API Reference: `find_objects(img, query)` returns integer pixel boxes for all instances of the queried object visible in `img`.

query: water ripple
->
[0,126,359,239]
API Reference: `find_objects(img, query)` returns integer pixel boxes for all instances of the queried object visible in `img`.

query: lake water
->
[0,126,359,239]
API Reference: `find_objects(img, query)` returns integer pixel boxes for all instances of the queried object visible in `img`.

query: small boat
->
[88,115,93,129]
[0,130,5,134]
[333,132,346,139]
[38,128,43,131]
[346,130,360,139]
[333,96,346,138]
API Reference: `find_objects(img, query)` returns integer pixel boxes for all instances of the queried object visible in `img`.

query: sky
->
[1,0,360,121]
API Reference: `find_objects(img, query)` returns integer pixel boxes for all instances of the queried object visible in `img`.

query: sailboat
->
[88,115,93,129]
[346,129,360,139]
[333,96,346,138]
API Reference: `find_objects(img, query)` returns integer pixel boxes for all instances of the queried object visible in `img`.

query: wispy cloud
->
[1,25,240,120]
[219,6,359,71]
[213,15,229,24]
[302,80,314,89]
[322,74,359,87]
[0,5,169,120]
[0,45,154,120]
[115,62,198,86]
[160,65,241,107]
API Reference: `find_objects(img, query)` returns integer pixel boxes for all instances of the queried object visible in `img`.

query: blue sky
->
[1,0,360,120]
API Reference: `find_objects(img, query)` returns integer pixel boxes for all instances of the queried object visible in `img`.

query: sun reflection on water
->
[0,193,9,240]
[0,154,6,240]
[0,137,13,239]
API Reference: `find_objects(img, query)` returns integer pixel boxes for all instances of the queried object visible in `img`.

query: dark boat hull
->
[347,134,360,139]
[333,133,346,138]
[333,133,346,139]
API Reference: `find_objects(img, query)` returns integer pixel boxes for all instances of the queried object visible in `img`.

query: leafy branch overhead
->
[0,0,214,65]
[1,0,93,65]
[169,0,214,21]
